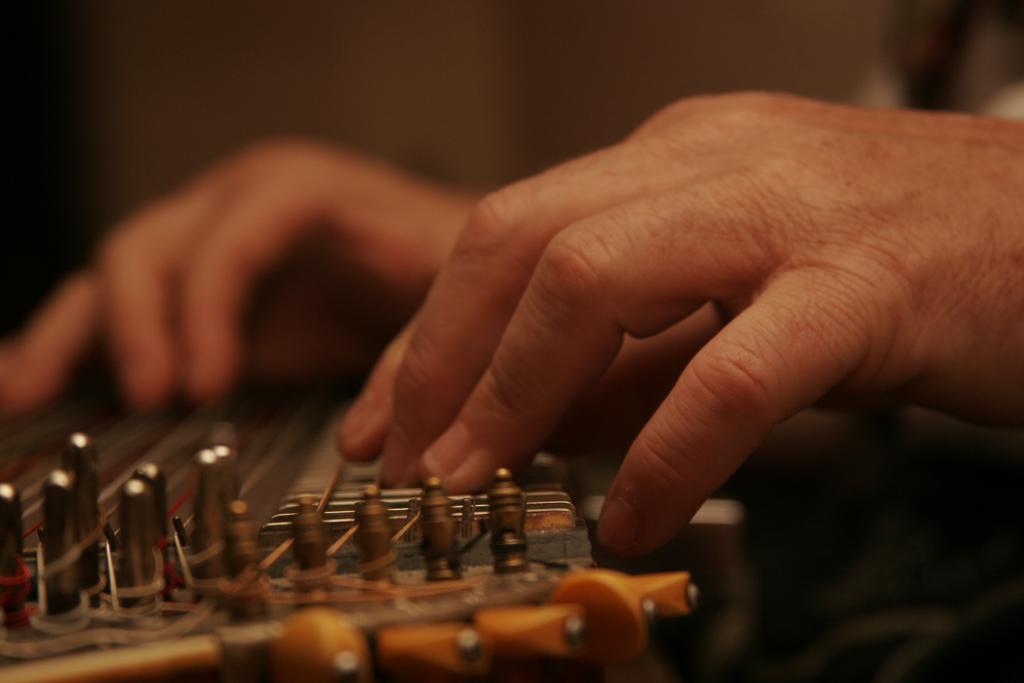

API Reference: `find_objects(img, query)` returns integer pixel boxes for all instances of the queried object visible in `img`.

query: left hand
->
[339,92,1024,555]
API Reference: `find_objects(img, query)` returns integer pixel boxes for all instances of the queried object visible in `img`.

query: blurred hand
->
[0,139,475,412]
[340,92,1024,555]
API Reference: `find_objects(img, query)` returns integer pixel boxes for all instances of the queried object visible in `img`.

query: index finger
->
[416,184,772,490]
[379,138,738,483]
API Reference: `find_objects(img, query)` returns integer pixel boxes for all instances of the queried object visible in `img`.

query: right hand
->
[0,139,476,413]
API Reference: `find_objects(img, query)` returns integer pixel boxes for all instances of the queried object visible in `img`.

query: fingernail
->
[443,453,494,493]
[598,496,639,554]
[422,422,471,477]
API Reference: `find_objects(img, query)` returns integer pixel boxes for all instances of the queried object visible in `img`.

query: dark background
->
[6,0,905,334]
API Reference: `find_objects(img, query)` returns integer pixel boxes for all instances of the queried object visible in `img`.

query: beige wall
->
[77,1,893,232]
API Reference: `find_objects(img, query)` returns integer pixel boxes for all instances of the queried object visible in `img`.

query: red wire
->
[0,557,32,627]
[167,489,192,517]
[21,519,43,539]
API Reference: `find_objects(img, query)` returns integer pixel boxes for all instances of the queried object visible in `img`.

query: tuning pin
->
[0,483,22,577]
[420,477,460,581]
[290,495,330,602]
[549,569,699,664]
[354,485,392,582]
[118,478,159,611]
[212,443,240,500]
[62,433,102,604]
[293,495,327,571]
[132,463,167,540]
[0,483,28,624]
[210,422,238,451]
[377,623,492,678]
[474,604,586,659]
[40,470,81,616]
[191,448,228,581]
[270,608,370,683]
[487,468,528,574]
[224,500,265,619]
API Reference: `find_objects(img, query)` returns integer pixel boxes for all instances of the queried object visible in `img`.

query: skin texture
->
[2,93,1021,557]
[0,140,475,412]
[338,92,1024,555]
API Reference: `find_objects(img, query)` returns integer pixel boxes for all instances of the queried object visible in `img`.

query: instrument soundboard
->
[0,390,698,682]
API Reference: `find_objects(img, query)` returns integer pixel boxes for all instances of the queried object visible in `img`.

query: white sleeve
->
[981,81,1024,120]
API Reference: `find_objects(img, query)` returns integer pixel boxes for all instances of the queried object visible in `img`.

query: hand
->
[340,92,1024,555]
[0,139,475,412]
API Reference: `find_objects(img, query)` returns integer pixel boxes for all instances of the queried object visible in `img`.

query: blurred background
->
[6,2,1024,682]
[8,0,1022,333]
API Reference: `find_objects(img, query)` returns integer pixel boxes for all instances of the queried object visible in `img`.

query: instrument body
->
[0,392,697,682]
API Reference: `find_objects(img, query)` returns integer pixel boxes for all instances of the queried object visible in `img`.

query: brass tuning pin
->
[293,495,327,571]
[62,433,102,605]
[224,500,266,620]
[290,494,330,602]
[487,468,528,574]
[212,443,240,500]
[354,485,393,582]
[131,463,168,543]
[420,477,460,581]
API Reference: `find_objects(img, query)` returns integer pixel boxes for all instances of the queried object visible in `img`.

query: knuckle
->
[231,137,328,176]
[536,231,608,301]
[457,190,523,259]
[98,199,181,270]
[96,227,140,272]
[689,343,777,420]
[708,91,795,131]
[723,90,790,111]
[238,136,309,162]
[634,91,792,139]
[632,95,719,136]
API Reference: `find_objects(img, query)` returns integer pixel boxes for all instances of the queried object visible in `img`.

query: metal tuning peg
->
[290,495,330,602]
[420,477,460,581]
[487,468,528,574]
[131,463,168,542]
[62,433,101,605]
[354,485,392,583]
[191,448,229,583]
[40,470,82,617]
[118,478,159,612]
[212,443,240,500]
[224,500,265,619]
